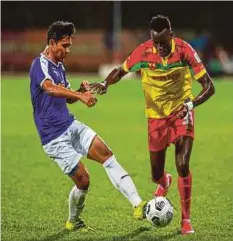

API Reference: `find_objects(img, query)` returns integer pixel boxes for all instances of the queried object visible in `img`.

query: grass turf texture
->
[1,76,233,241]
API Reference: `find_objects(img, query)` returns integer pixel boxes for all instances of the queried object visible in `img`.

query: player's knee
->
[70,169,90,190]
[80,173,90,189]
[77,172,90,190]
[89,136,113,162]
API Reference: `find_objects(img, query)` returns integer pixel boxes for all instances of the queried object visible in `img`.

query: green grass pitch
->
[1,75,233,241]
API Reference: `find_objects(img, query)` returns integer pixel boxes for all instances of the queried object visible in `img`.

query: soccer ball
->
[145,196,173,227]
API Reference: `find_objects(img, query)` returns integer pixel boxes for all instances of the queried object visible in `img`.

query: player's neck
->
[43,47,59,65]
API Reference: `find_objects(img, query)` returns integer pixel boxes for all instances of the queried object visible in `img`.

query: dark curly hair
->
[149,15,171,32]
[47,21,76,44]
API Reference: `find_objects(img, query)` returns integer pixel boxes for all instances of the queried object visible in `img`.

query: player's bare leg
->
[66,161,94,231]
[87,135,147,220]
[175,136,194,235]
[150,148,172,197]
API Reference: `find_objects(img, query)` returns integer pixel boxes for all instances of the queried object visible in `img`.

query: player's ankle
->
[68,217,76,223]
[182,218,191,223]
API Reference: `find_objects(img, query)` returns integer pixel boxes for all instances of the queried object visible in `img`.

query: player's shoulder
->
[142,39,153,47]
[174,37,195,55]
[30,55,52,76]
[173,37,187,49]
[174,37,193,49]
[135,39,153,52]
[31,55,47,67]
[31,55,40,65]
[30,56,42,72]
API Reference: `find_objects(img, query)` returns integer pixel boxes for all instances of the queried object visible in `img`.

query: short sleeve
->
[183,42,207,80]
[122,44,145,73]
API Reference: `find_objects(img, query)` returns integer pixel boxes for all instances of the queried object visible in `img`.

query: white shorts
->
[43,120,96,174]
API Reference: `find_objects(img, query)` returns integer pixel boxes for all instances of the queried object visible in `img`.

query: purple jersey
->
[29,54,75,145]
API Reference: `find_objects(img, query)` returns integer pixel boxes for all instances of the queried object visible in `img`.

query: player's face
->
[151,29,172,57]
[51,36,72,63]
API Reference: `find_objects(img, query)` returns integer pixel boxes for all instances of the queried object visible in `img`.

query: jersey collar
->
[40,53,61,67]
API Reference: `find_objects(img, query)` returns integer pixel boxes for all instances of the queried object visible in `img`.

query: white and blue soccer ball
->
[145,196,174,227]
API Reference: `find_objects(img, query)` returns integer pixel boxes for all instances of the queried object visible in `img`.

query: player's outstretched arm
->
[90,42,145,94]
[105,67,128,86]
[90,67,128,95]
[42,79,97,107]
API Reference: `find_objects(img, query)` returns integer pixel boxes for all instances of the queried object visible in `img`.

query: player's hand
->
[77,80,90,93]
[89,81,108,95]
[79,91,97,107]
[177,99,194,119]
[177,105,189,119]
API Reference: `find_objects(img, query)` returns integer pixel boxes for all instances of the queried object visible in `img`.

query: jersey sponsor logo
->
[151,72,180,81]
[53,70,60,78]
[52,68,65,85]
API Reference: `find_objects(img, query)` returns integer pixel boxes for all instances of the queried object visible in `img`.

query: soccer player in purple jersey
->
[29,21,146,231]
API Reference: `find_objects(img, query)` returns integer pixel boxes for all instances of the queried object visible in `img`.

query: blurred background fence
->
[2,1,233,77]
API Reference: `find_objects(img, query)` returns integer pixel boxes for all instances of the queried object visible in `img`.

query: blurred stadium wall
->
[1,1,233,77]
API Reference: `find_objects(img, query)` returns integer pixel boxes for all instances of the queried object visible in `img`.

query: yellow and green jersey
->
[122,38,207,118]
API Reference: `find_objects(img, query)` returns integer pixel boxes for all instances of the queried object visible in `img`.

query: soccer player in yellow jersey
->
[90,15,215,234]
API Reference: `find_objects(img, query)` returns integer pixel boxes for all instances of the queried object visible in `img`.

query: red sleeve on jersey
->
[182,41,207,80]
[122,44,145,72]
